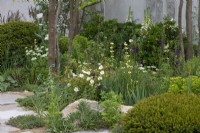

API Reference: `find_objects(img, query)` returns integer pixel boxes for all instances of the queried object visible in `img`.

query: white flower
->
[143,70,147,73]
[86,77,91,81]
[72,73,77,77]
[128,71,131,74]
[74,87,79,92]
[31,57,37,61]
[36,13,43,19]
[26,52,30,55]
[151,66,157,69]
[41,53,47,57]
[98,65,103,70]
[129,39,133,43]
[100,70,105,75]
[124,42,128,46]
[138,67,145,70]
[110,42,114,45]
[98,76,103,81]
[37,53,41,56]
[79,74,84,78]
[90,79,94,85]
[44,34,49,40]
[67,83,71,87]
[82,70,90,75]
[45,48,48,51]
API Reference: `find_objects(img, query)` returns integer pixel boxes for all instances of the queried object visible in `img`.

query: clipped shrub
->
[117,93,200,133]
[59,36,69,54]
[0,21,39,69]
[169,76,200,95]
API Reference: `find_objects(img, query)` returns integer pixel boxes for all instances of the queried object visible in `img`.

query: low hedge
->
[116,93,200,133]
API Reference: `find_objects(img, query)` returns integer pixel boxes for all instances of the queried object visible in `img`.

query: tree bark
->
[178,0,185,59]
[67,0,80,65]
[198,0,200,56]
[186,0,193,60]
[48,0,60,74]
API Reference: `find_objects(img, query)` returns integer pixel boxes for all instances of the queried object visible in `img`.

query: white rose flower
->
[36,13,43,19]
[100,70,105,75]
[98,65,103,70]
[79,74,84,78]
[86,77,91,81]
[82,70,91,75]
[74,87,79,92]
[90,79,94,85]
[72,73,77,77]
[98,76,103,81]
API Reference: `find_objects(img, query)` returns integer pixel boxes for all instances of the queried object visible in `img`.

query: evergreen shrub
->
[0,21,39,69]
[117,93,200,133]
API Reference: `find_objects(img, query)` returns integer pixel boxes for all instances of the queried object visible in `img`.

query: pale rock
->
[62,99,133,118]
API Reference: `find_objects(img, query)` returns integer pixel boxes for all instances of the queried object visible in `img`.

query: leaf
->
[0,76,5,82]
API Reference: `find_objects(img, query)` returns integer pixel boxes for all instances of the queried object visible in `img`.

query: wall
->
[0,0,34,23]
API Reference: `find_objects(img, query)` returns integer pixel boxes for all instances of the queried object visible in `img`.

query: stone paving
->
[0,92,110,133]
[0,93,35,133]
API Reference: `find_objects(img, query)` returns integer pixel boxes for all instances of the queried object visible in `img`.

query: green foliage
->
[182,57,200,76]
[72,35,89,62]
[0,74,18,92]
[100,91,122,127]
[102,61,170,105]
[0,21,39,70]
[59,36,69,54]
[7,115,45,129]
[116,93,200,133]
[168,76,200,94]
[65,101,106,132]
[81,15,141,60]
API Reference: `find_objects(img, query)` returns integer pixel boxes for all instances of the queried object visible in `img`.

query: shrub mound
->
[118,93,200,133]
[0,21,39,69]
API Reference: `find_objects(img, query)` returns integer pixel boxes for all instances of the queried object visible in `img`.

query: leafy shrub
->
[59,36,69,54]
[0,21,39,70]
[116,93,200,133]
[81,15,141,60]
[0,74,18,92]
[65,101,106,131]
[7,115,45,129]
[72,35,89,62]
[100,91,122,127]
[169,76,200,94]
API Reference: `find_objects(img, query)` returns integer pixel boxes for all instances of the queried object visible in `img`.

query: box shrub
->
[0,21,39,69]
[116,93,200,133]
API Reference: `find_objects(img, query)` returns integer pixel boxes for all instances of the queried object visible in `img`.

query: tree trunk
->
[178,0,185,59]
[48,0,60,74]
[198,0,200,56]
[186,0,193,60]
[67,0,80,65]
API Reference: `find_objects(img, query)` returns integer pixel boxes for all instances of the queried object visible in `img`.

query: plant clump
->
[115,93,200,133]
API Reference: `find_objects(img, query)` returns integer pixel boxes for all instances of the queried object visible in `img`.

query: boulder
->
[61,99,133,118]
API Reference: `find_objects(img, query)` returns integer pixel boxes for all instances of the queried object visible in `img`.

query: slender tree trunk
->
[178,0,185,59]
[198,0,200,56]
[48,0,60,74]
[186,0,193,60]
[67,0,80,65]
